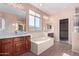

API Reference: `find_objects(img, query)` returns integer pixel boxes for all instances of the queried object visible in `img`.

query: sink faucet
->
[14,31,17,34]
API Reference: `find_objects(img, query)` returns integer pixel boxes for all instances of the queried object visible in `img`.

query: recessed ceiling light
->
[63,6,67,9]
[40,4,42,6]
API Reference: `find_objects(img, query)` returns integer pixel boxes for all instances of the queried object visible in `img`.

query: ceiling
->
[31,3,79,16]
[0,4,26,19]
[0,3,79,18]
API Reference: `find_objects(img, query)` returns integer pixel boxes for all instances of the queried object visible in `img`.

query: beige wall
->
[21,4,49,32]
[50,8,75,44]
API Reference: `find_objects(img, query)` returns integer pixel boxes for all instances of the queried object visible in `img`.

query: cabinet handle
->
[15,43,22,46]
[2,42,12,45]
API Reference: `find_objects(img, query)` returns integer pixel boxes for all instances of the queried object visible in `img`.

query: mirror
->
[0,4,26,33]
[46,24,52,30]
[16,18,26,32]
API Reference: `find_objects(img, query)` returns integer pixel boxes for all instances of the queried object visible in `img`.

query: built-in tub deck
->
[31,37,54,55]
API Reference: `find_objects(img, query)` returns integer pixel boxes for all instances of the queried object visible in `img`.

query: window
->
[29,15,35,28]
[2,18,5,30]
[35,17,40,28]
[29,10,41,31]
[0,18,5,31]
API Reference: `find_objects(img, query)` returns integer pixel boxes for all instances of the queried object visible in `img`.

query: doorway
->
[60,18,68,42]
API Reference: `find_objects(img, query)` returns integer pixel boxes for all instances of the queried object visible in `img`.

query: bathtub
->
[31,37,54,55]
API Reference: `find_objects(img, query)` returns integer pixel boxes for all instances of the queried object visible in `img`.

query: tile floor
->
[21,41,79,56]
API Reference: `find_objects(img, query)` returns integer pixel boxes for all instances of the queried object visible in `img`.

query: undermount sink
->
[15,31,27,35]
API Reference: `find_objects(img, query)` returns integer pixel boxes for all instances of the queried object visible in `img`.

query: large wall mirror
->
[0,4,26,33]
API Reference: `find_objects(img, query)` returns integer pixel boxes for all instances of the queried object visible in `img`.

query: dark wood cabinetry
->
[25,36,31,51]
[0,36,31,56]
[1,38,14,56]
[14,36,29,55]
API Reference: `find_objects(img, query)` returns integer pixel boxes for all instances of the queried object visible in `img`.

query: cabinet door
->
[1,38,13,56]
[25,36,31,51]
[14,42,22,55]
[14,37,26,55]
[0,40,2,55]
[20,37,27,53]
[20,43,26,53]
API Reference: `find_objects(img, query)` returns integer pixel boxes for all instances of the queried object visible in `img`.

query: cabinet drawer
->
[14,41,25,45]
[25,36,31,39]
[14,37,24,42]
[14,37,21,42]
[1,39,13,44]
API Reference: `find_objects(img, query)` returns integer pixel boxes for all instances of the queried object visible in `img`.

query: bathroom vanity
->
[0,34,31,56]
[0,4,31,56]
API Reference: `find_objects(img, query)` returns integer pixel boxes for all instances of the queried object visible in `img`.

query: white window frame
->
[29,10,41,31]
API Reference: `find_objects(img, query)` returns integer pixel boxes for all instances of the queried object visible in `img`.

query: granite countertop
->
[0,32,31,39]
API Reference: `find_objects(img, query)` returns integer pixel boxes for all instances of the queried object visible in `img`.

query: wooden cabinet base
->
[0,36,31,56]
